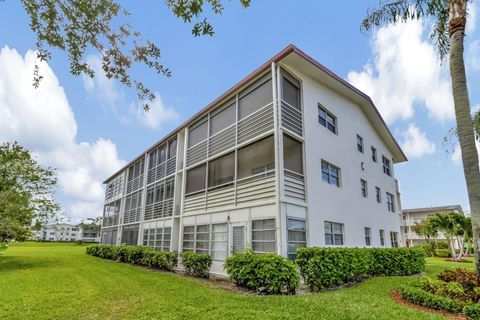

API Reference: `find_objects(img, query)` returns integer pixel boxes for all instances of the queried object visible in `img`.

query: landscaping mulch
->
[390,291,467,320]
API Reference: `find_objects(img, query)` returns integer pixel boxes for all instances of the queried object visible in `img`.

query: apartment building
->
[101,45,407,275]
[34,222,101,243]
[402,205,464,247]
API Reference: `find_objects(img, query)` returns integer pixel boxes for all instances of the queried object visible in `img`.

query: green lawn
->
[0,243,474,320]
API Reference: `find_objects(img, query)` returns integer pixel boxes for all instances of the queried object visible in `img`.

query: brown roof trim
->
[104,44,406,183]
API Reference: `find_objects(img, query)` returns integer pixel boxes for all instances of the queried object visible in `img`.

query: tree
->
[362,0,480,273]
[14,0,250,110]
[77,217,102,234]
[0,142,59,243]
[431,211,457,258]
[413,216,438,256]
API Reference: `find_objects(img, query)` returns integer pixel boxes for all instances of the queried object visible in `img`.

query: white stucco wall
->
[283,64,403,249]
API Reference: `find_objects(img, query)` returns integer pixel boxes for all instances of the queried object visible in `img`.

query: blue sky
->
[0,0,478,221]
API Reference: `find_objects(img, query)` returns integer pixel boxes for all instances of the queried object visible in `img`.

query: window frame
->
[321,160,340,187]
[324,221,344,246]
[361,179,368,198]
[364,227,372,246]
[251,218,277,253]
[382,155,392,176]
[371,146,377,162]
[375,186,381,203]
[390,231,399,248]
[386,192,395,212]
[318,104,337,134]
[357,134,364,153]
[287,218,307,260]
[379,229,385,246]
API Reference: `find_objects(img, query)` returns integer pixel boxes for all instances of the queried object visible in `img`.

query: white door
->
[231,223,246,255]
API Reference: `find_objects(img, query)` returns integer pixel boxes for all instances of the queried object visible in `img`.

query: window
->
[154,183,165,202]
[208,152,235,188]
[387,192,395,212]
[318,105,336,134]
[375,187,381,203]
[157,145,167,165]
[287,218,306,260]
[149,151,157,169]
[238,77,273,120]
[211,224,228,261]
[321,160,340,187]
[390,231,399,248]
[103,200,121,227]
[195,225,210,255]
[361,179,368,198]
[237,135,275,179]
[188,118,208,147]
[371,146,377,162]
[283,134,303,174]
[182,226,195,252]
[357,135,364,153]
[105,174,124,200]
[252,219,276,253]
[168,138,177,159]
[186,164,206,194]
[146,187,155,205]
[121,224,139,246]
[364,227,371,246]
[128,160,144,181]
[282,73,300,110]
[182,224,228,260]
[165,178,174,199]
[210,101,235,135]
[324,221,344,245]
[382,156,392,176]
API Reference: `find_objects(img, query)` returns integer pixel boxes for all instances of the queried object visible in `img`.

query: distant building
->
[33,222,100,243]
[402,205,463,247]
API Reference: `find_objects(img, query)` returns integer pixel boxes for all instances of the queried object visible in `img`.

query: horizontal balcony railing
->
[283,169,305,201]
[280,100,303,137]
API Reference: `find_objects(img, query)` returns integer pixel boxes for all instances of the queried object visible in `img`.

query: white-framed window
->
[287,218,306,260]
[379,229,385,246]
[181,224,228,260]
[211,224,228,261]
[195,225,210,255]
[324,221,344,246]
[387,192,395,212]
[375,186,381,203]
[357,134,364,153]
[390,231,399,248]
[361,179,368,198]
[321,160,340,187]
[182,226,195,252]
[371,146,377,162]
[382,155,392,176]
[318,104,337,134]
[364,227,371,246]
[252,219,276,253]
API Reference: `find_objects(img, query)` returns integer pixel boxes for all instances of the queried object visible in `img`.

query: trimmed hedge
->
[224,250,299,294]
[296,247,425,291]
[434,249,451,258]
[181,252,212,278]
[399,285,465,314]
[86,244,178,272]
[465,304,480,320]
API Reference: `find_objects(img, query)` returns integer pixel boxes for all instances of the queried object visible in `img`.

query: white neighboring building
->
[402,205,464,247]
[34,223,100,243]
[101,45,407,275]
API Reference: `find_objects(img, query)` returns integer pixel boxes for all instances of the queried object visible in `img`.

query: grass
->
[0,243,474,320]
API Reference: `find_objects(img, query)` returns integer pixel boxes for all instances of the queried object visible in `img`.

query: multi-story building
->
[402,205,464,247]
[101,45,407,275]
[34,222,101,243]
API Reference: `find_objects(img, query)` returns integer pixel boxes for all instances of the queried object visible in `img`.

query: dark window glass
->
[208,152,235,188]
[238,78,272,119]
[237,136,275,179]
[210,101,235,135]
[188,118,208,147]
[282,76,300,110]
[186,164,206,194]
[283,134,303,174]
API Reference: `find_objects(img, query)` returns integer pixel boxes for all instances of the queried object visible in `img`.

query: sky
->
[0,0,479,222]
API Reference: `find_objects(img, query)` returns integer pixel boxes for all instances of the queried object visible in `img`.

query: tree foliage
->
[15,0,250,110]
[0,142,59,242]
[77,216,102,233]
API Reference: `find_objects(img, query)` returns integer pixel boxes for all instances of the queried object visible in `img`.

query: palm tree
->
[362,0,480,273]
[431,212,457,258]
[413,217,438,256]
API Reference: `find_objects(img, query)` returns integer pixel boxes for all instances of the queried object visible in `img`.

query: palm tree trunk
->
[448,1,480,273]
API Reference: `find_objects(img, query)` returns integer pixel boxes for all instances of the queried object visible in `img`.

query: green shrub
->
[434,249,451,258]
[438,268,480,302]
[419,243,434,257]
[150,251,178,271]
[420,276,445,294]
[296,247,425,291]
[399,285,465,314]
[224,249,299,294]
[436,242,449,249]
[369,247,425,276]
[181,252,212,278]
[464,304,480,320]
[296,247,371,291]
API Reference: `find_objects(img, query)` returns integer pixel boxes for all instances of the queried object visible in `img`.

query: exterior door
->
[231,223,246,255]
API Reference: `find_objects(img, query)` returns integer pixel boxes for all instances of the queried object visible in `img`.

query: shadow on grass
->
[0,255,56,272]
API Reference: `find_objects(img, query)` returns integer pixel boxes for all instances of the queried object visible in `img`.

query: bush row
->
[86,245,211,277]
[224,249,299,294]
[296,247,425,291]
[399,284,480,319]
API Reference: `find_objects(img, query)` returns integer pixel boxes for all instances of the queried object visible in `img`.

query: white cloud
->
[347,20,454,124]
[127,94,180,130]
[399,123,436,158]
[467,2,477,34]
[83,54,179,130]
[467,40,480,71]
[0,46,125,221]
